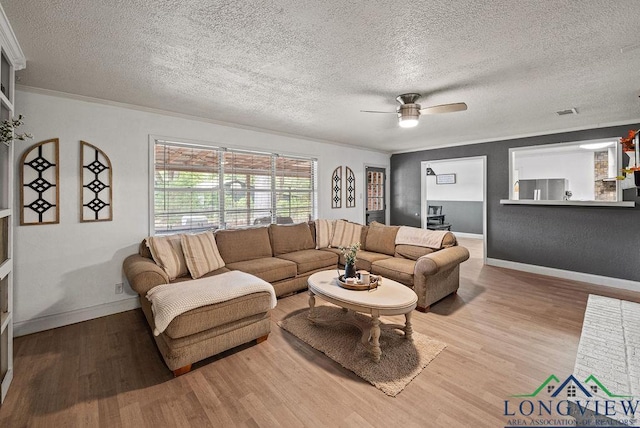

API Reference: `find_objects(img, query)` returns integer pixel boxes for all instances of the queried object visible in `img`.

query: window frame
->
[500,137,635,207]
[149,136,317,235]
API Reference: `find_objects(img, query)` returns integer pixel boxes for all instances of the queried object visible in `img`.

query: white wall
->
[13,89,390,335]
[514,150,594,200]
[425,158,484,201]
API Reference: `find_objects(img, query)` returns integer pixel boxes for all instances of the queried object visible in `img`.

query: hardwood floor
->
[1,238,638,427]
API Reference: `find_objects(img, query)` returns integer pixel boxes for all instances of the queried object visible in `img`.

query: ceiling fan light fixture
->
[398,117,419,128]
[398,104,420,128]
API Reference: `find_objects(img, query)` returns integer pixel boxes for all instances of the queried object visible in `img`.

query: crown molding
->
[17,85,392,155]
[391,119,640,154]
[0,3,25,70]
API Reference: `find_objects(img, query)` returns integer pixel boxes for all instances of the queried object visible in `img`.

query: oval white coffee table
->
[307,270,418,363]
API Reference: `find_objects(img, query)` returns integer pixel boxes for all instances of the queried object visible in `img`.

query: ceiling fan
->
[361,93,467,128]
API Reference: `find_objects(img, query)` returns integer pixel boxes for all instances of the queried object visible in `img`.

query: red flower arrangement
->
[619,129,640,175]
[620,129,637,152]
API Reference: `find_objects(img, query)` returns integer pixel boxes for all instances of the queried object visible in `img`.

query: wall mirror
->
[509,138,622,203]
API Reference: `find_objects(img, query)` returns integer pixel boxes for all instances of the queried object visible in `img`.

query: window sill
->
[499,199,635,207]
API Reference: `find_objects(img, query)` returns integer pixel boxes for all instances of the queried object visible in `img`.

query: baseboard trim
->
[14,297,141,337]
[452,232,483,239]
[486,258,640,292]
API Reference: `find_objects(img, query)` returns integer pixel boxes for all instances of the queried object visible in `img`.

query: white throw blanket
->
[146,271,277,336]
[395,226,448,249]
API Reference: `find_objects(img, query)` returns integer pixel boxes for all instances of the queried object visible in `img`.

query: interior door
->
[365,167,386,225]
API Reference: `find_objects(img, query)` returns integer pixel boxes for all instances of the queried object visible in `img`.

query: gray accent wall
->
[391,123,640,282]
[427,200,483,234]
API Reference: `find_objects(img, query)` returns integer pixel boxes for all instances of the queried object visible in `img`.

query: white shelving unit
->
[0,4,25,405]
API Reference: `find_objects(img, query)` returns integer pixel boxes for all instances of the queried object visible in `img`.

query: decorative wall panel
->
[331,166,342,208]
[80,141,112,222]
[345,166,355,208]
[20,138,59,225]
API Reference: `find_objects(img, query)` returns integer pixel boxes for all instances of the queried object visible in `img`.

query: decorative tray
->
[337,274,380,291]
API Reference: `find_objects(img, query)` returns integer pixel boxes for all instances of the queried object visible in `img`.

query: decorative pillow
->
[365,221,400,256]
[315,219,334,249]
[269,223,315,256]
[146,234,188,280]
[181,232,226,279]
[330,219,363,249]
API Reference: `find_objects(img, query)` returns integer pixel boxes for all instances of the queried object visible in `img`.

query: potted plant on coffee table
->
[339,242,360,278]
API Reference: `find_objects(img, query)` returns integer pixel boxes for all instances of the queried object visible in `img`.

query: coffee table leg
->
[371,314,381,363]
[308,290,316,322]
[404,311,413,341]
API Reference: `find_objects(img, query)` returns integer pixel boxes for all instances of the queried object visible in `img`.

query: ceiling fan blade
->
[419,102,467,115]
[360,110,397,114]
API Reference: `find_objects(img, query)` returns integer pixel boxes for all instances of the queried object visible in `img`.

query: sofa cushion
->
[314,219,334,249]
[394,244,435,261]
[269,223,315,256]
[355,251,393,272]
[215,227,273,263]
[322,247,391,272]
[147,234,188,280]
[364,222,399,256]
[331,219,363,248]
[372,258,415,286]
[141,291,273,340]
[277,249,338,274]
[181,232,226,279]
[172,266,230,283]
[225,257,297,283]
[139,239,153,259]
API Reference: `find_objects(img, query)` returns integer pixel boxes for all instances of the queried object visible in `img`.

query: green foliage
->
[339,242,361,265]
[0,114,32,145]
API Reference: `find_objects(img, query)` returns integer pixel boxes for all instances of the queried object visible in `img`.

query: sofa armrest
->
[415,246,470,276]
[123,254,169,296]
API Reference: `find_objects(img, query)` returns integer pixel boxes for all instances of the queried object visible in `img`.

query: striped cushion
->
[181,232,226,279]
[147,234,188,280]
[330,220,363,249]
[315,219,334,249]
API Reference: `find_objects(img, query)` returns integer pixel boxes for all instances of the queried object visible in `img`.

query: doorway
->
[365,166,386,225]
[420,156,487,261]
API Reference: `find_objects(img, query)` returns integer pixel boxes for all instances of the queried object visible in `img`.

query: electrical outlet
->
[115,283,124,294]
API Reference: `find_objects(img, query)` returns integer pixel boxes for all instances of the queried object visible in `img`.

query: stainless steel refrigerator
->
[519,179,568,200]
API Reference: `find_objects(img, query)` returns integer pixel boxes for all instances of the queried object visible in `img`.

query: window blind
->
[153,140,317,234]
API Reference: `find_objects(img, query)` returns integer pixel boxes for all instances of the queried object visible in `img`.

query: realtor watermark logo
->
[504,374,639,427]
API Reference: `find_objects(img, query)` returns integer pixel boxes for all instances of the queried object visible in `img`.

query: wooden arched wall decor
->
[345,166,356,208]
[20,138,60,225]
[331,166,342,208]
[80,141,113,222]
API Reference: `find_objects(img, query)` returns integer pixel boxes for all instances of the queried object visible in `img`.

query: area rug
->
[278,306,447,396]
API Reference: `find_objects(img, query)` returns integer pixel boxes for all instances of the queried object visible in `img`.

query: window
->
[567,385,576,397]
[508,138,622,203]
[153,140,317,234]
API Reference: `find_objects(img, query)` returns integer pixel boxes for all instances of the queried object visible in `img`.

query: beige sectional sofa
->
[123,220,468,375]
[322,221,469,311]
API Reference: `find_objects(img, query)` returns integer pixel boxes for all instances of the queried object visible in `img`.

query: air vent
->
[556,108,578,116]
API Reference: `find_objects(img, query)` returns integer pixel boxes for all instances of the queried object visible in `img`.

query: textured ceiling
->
[3,0,640,152]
